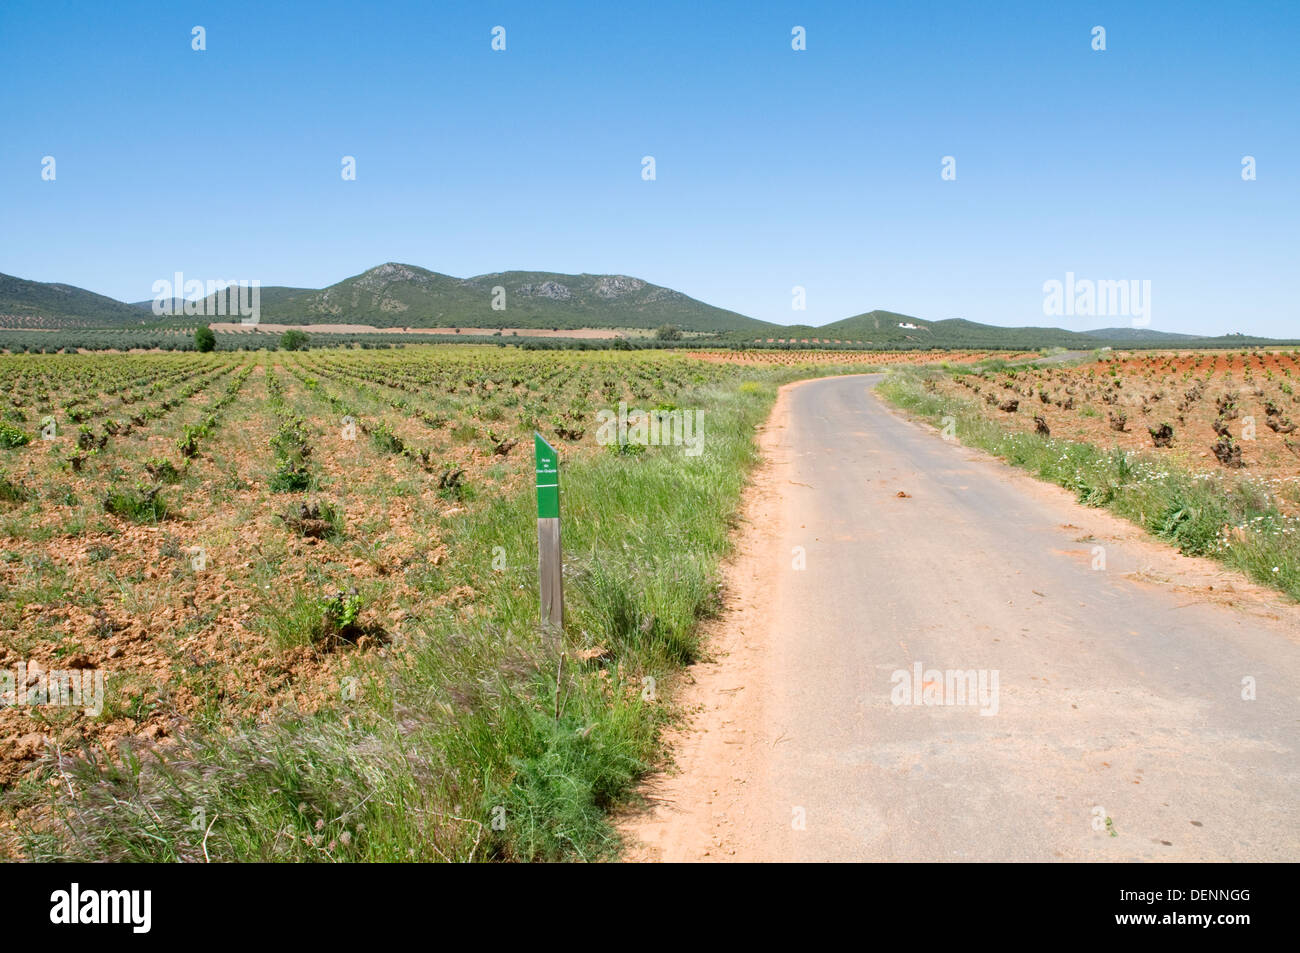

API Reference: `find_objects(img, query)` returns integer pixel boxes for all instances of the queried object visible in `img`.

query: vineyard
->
[879,349,1300,603]
[0,344,878,860]
[940,350,1300,509]
[690,348,1036,367]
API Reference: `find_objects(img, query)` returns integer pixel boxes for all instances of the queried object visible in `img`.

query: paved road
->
[629,374,1300,862]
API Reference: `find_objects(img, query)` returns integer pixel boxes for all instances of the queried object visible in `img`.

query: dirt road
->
[623,374,1300,861]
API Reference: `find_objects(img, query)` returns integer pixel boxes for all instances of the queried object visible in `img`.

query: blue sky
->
[1,0,1296,335]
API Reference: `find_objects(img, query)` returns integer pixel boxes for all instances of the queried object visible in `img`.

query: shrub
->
[279,500,344,539]
[0,470,32,504]
[370,423,406,454]
[280,329,310,351]
[144,456,181,483]
[269,458,312,493]
[0,422,31,448]
[102,483,169,523]
[320,589,364,636]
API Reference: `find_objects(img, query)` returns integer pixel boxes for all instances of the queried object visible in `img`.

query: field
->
[207,323,677,339]
[0,344,877,860]
[939,350,1300,511]
[690,348,1036,367]
[9,343,1294,861]
[879,349,1300,602]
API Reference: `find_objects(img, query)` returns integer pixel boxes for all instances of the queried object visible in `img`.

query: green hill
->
[4,265,770,334]
[745,312,1295,350]
[0,273,149,328]
[242,263,771,333]
[808,312,1097,347]
[3,268,1293,348]
[130,286,312,315]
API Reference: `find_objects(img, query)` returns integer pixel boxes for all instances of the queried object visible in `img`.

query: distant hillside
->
[815,313,1101,347]
[3,265,768,334]
[237,264,772,333]
[3,268,1294,348]
[1079,326,1199,342]
[130,286,312,314]
[0,273,148,328]
[745,312,1295,350]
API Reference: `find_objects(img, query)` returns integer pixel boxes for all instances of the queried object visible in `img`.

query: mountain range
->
[0,264,1292,349]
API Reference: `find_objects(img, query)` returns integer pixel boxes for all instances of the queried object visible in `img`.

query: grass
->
[0,470,32,504]
[878,367,1300,601]
[101,483,170,523]
[255,587,340,650]
[268,458,313,493]
[7,367,827,862]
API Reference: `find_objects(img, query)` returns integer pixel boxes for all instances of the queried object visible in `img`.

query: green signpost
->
[535,432,559,519]
[534,432,563,628]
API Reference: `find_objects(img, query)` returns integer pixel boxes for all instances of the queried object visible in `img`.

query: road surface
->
[624,374,1300,861]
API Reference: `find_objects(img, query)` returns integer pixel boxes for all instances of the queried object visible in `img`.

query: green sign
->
[534,432,559,519]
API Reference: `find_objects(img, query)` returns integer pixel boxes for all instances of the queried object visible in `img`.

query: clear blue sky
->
[2,0,1296,335]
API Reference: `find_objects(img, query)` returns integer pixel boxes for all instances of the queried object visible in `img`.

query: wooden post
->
[534,432,563,629]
